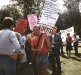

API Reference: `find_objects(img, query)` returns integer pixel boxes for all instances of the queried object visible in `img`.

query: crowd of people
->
[0,17,80,75]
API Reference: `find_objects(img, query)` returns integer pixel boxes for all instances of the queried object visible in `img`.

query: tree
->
[0,4,22,25]
[9,0,45,33]
[11,0,45,18]
[60,0,81,37]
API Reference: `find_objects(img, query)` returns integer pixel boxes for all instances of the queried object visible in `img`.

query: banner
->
[60,26,74,42]
[15,19,27,34]
[38,0,60,27]
[27,14,38,30]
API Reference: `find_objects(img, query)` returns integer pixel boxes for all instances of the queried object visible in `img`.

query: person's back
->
[0,17,20,75]
[0,29,20,55]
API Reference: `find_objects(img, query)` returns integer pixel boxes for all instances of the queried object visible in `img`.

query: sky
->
[0,0,11,9]
[57,0,67,12]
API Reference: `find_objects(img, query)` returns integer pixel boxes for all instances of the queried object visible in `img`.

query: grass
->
[19,47,81,75]
[61,47,81,75]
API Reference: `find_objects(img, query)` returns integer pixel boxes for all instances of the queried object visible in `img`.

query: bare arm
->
[31,48,42,52]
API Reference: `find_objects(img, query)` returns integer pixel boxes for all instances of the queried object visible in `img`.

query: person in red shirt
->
[31,26,51,75]
[66,33,72,57]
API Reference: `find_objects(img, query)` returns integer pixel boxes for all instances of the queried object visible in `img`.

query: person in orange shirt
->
[31,26,51,75]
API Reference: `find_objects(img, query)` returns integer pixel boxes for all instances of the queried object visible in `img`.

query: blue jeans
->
[0,56,16,75]
[36,53,48,67]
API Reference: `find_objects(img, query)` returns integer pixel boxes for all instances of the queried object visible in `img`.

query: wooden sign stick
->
[41,25,48,48]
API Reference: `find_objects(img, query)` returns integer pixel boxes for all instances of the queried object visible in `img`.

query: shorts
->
[36,53,48,67]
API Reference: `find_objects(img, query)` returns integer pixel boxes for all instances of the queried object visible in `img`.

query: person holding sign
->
[31,26,51,75]
[49,26,62,75]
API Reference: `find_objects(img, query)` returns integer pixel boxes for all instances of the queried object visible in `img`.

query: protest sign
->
[60,26,74,42]
[27,14,38,30]
[38,0,60,27]
[15,19,27,34]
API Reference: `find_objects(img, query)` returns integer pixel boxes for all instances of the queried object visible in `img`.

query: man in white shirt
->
[73,33,79,56]
[0,17,20,75]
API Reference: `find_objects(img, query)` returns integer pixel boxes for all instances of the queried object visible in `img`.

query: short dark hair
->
[67,33,70,36]
[2,17,14,29]
[53,26,57,30]
[33,26,40,30]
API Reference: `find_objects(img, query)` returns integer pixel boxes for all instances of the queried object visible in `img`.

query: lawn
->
[61,47,81,75]
[19,47,81,75]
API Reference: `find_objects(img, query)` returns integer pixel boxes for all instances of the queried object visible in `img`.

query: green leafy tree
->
[11,0,45,18]
[10,0,45,33]
[57,0,81,36]
[0,4,22,26]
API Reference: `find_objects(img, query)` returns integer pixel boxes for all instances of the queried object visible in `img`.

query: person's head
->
[67,33,70,37]
[52,26,57,34]
[33,26,40,36]
[58,32,61,35]
[2,17,14,29]
[73,33,76,37]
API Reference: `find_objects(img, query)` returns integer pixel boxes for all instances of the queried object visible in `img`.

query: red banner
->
[15,19,27,34]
